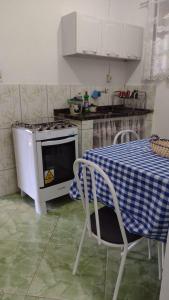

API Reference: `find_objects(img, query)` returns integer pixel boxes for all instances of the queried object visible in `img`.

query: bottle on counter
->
[83,91,89,112]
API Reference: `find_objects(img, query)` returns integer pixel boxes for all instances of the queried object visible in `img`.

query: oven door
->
[37,135,78,188]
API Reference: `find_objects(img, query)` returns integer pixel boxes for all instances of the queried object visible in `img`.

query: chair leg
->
[147,239,151,260]
[112,249,127,300]
[72,220,87,275]
[157,242,162,280]
[162,242,165,269]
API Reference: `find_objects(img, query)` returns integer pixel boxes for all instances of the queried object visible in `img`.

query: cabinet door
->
[124,25,143,60]
[102,22,125,58]
[76,15,102,55]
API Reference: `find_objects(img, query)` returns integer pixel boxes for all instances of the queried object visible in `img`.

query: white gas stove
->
[12,119,78,214]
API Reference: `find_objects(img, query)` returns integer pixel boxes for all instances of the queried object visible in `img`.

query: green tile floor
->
[0,193,160,300]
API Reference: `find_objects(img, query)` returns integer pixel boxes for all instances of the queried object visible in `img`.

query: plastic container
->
[89,105,97,112]
[68,98,83,115]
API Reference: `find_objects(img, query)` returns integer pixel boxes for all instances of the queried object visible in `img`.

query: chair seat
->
[91,206,142,245]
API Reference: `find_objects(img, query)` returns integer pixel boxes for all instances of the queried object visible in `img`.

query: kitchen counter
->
[53,105,153,157]
[54,105,153,121]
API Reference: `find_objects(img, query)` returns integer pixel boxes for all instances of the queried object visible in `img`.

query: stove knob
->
[62,125,65,128]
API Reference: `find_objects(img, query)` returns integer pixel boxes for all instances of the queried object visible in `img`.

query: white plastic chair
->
[73,158,146,300]
[113,129,139,145]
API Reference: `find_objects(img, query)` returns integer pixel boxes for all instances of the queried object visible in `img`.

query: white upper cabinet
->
[62,12,102,56]
[124,24,143,60]
[101,22,125,58]
[76,14,102,55]
[61,12,144,60]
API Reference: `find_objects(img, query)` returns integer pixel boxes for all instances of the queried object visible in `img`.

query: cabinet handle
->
[111,53,119,57]
[131,55,137,59]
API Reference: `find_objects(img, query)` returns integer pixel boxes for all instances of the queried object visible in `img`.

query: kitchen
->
[0,0,169,299]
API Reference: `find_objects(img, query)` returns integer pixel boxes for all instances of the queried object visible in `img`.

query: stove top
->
[13,119,75,131]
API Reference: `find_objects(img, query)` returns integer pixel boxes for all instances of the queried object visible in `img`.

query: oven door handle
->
[41,136,76,146]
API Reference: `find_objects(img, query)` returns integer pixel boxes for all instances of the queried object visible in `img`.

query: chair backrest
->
[73,158,128,247]
[113,130,139,145]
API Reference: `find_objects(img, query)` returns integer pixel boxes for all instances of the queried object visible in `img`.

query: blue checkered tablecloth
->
[70,139,169,242]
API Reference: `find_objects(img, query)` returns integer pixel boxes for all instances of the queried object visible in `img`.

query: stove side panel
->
[12,128,39,201]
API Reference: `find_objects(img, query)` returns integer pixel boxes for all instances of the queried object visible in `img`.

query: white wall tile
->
[143,84,156,110]
[20,85,48,122]
[92,86,109,106]
[70,85,110,106]
[109,85,125,106]
[70,85,93,99]
[0,85,21,128]
[0,129,15,171]
[81,129,93,154]
[126,84,156,110]
[47,85,70,117]
[0,168,18,197]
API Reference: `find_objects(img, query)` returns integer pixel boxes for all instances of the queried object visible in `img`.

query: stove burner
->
[13,119,75,131]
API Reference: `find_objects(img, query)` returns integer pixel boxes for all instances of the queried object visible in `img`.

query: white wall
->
[121,2,169,139]
[1,0,168,137]
[0,0,128,87]
[0,0,148,88]
[152,81,169,138]
[109,0,147,25]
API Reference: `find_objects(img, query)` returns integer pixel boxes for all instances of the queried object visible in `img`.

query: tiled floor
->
[0,193,160,300]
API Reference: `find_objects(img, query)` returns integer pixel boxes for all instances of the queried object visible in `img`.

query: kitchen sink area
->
[54,105,153,120]
[54,105,153,157]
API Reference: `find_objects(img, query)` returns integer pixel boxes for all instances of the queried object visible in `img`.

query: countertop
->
[54,105,153,121]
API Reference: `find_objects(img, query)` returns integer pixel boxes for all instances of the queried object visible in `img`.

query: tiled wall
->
[0,84,112,197]
[126,84,156,110]
[0,83,155,197]
[0,85,20,196]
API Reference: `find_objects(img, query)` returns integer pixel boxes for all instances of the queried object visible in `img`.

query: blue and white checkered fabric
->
[70,139,169,242]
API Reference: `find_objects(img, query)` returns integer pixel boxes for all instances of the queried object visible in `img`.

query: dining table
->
[69,139,169,243]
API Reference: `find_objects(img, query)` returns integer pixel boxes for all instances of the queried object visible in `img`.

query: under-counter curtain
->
[143,0,169,80]
[93,117,144,148]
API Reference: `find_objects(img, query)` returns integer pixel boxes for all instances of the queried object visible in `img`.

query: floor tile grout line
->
[24,294,63,300]
[0,204,59,241]
[104,247,109,300]
[0,207,23,240]
[0,233,51,298]
[26,294,64,300]
[1,293,63,300]
[24,216,61,298]
[0,195,161,300]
